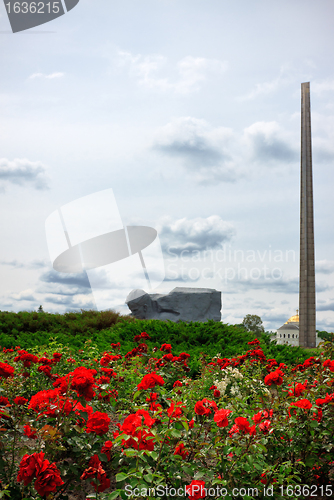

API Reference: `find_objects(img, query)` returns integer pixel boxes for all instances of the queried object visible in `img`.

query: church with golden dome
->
[276,310,321,347]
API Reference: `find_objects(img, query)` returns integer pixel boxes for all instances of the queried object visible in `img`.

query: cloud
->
[29,72,64,80]
[316,260,334,274]
[238,64,294,101]
[116,50,227,94]
[317,301,334,312]
[39,269,92,291]
[157,215,235,256]
[0,259,48,269]
[222,275,332,295]
[44,295,96,310]
[244,122,298,164]
[0,158,49,190]
[312,78,334,94]
[10,289,36,302]
[222,276,300,295]
[153,117,237,183]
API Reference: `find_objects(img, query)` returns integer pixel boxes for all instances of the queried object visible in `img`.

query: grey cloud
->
[157,215,235,256]
[44,295,96,310]
[155,137,225,168]
[222,276,299,295]
[153,117,237,183]
[164,273,200,283]
[10,289,37,302]
[223,275,332,295]
[1,259,48,269]
[245,122,298,164]
[316,260,334,274]
[0,158,50,190]
[40,269,92,289]
[262,312,291,326]
[252,135,297,162]
[317,301,334,312]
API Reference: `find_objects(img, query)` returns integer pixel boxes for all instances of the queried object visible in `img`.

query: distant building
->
[276,311,321,347]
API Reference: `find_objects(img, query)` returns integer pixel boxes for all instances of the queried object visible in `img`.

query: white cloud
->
[238,64,295,101]
[157,215,235,255]
[243,121,297,164]
[28,72,65,80]
[0,158,49,190]
[10,289,36,302]
[312,78,334,94]
[153,117,237,183]
[116,50,227,94]
[316,260,334,274]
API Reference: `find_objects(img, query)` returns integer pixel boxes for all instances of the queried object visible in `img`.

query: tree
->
[242,314,264,333]
[37,305,44,313]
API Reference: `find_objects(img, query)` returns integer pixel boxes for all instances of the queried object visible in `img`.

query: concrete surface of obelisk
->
[299,82,316,348]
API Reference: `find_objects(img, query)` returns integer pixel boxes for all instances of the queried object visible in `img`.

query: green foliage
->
[0,311,324,377]
[0,334,333,499]
[242,314,264,333]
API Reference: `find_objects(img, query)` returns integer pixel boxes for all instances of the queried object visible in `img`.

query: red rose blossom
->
[264,369,284,386]
[86,411,111,435]
[214,409,232,428]
[174,442,189,459]
[186,480,206,500]
[137,372,165,390]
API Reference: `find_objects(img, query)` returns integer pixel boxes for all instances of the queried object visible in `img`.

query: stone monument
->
[125,287,222,323]
[299,82,316,348]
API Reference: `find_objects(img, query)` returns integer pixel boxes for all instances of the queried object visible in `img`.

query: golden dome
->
[285,310,299,324]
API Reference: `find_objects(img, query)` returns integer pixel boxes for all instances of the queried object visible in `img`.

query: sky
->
[0,0,333,332]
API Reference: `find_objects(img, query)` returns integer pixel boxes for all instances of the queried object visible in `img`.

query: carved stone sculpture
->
[125,287,221,323]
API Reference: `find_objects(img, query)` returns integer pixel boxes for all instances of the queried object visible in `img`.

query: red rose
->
[264,369,284,386]
[259,420,271,434]
[17,452,45,485]
[101,441,113,461]
[288,381,308,397]
[290,399,312,410]
[213,390,221,398]
[146,392,158,402]
[0,362,14,378]
[173,380,183,388]
[86,411,110,435]
[137,372,165,390]
[14,396,28,405]
[0,397,10,406]
[214,409,232,428]
[167,401,184,420]
[174,442,189,459]
[24,424,38,440]
[235,417,250,432]
[70,366,96,401]
[194,398,217,416]
[121,414,142,435]
[186,480,206,500]
[160,343,172,353]
[34,461,64,497]
[81,454,111,493]
[316,393,333,406]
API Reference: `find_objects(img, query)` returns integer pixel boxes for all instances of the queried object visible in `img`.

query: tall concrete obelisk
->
[299,82,316,348]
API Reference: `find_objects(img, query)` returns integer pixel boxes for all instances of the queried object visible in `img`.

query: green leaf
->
[144,473,153,483]
[171,429,182,438]
[107,492,122,500]
[182,420,189,432]
[133,390,141,400]
[116,472,129,482]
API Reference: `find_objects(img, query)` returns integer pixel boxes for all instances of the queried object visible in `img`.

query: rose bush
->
[0,334,333,499]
